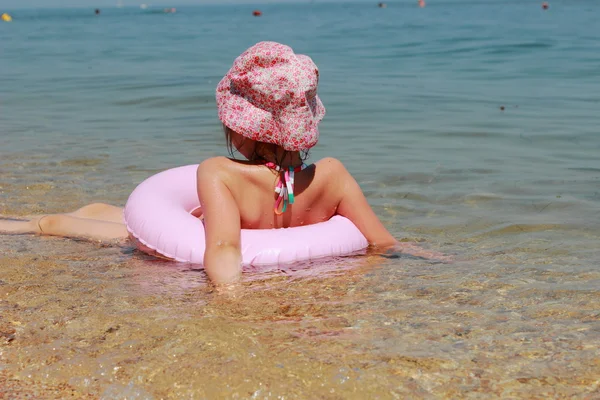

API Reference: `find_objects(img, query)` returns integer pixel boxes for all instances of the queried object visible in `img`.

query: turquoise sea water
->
[1,1,600,398]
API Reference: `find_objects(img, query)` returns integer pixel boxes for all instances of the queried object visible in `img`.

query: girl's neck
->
[256,149,303,169]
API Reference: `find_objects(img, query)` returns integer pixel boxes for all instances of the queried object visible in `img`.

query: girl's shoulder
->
[198,156,349,174]
[196,156,249,178]
[312,158,352,184]
[197,156,352,197]
[197,156,238,170]
[313,157,347,171]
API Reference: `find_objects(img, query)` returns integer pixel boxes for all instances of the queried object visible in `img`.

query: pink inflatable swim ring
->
[124,164,369,266]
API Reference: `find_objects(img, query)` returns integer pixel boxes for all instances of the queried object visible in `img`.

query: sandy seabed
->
[1,232,599,399]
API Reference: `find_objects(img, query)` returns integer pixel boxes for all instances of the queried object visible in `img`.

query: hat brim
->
[216,75,325,152]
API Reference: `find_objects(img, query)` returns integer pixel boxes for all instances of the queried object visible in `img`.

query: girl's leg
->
[0,218,40,235]
[38,214,128,241]
[0,203,127,241]
[67,203,124,223]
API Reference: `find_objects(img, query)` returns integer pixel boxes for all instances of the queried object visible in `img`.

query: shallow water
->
[1,1,600,398]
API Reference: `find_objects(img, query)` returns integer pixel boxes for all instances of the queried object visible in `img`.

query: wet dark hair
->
[223,125,310,166]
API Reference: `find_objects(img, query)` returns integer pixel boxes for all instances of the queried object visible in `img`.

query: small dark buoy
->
[542,2,549,9]
[500,106,505,111]
[252,10,262,16]
[378,2,387,8]
[95,8,100,15]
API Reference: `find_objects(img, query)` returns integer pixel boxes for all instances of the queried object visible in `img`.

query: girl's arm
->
[332,158,451,261]
[330,158,398,248]
[197,159,242,286]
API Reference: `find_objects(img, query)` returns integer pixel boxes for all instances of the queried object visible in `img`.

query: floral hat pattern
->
[216,41,326,151]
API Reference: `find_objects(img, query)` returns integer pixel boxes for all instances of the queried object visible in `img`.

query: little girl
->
[0,42,445,285]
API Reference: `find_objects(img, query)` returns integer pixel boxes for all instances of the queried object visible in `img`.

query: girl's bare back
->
[218,157,341,229]
[198,156,397,247]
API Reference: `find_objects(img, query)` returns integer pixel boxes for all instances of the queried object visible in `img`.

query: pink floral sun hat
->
[216,41,326,152]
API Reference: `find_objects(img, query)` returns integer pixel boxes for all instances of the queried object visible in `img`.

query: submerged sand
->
[1,232,599,399]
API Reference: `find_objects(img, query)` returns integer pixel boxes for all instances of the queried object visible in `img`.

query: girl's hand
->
[385,242,453,263]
